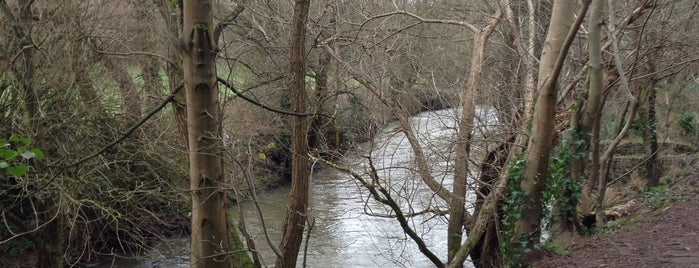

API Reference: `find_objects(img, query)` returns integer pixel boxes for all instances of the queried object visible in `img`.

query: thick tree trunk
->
[464,2,536,265]
[6,0,66,266]
[551,0,605,247]
[182,1,231,267]
[308,44,338,155]
[275,1,311,267]
[513,0,587,262]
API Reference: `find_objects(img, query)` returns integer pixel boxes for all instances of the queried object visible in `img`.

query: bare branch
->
[607,0,635,102]
[217,76,321,118]
[312,155,445,267]
[214,0,246,44]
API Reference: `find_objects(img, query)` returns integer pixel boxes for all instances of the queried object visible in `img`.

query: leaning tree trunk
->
[513,0,588,263]
[551,0,605,247]
[448,9,502,263]
[182,1,231,267]
[276,0,311,267]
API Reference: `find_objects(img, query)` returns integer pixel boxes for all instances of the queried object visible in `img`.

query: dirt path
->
[535,174,699,268]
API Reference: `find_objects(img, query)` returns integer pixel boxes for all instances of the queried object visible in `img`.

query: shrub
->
[678,112,696,139]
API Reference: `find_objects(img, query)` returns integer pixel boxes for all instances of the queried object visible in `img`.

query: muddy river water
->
[99,108,490,267]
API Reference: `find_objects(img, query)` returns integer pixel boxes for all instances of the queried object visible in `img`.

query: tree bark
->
[275,0,311,267]
[551,0,605,247]
[643,61,660,187]
[155,0,188,145]
[308,7,338,156]
[469,137,513,268]
[4,0,67,266]
[448,7,502,263]
[513,0,588,262]
[182,1,231,267]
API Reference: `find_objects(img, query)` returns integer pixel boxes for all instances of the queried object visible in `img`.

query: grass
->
[602,217,630,234]
[540,239,570,257]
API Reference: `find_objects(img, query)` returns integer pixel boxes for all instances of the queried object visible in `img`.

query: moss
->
[541,239,570,257]
[227,211,255,268]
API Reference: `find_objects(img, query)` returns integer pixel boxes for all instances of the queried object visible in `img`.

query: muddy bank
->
[535,174,699,267]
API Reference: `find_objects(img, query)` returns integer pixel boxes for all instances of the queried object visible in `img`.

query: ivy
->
[544,137,583,226]
[500,154,528,265]
[678,112,696,139]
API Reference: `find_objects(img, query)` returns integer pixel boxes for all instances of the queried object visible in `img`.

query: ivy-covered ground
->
[535,172,699,267]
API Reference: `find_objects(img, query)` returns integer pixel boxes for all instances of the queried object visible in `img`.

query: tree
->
[0,0,64,266]
[511,0,590,262]
[448,6,502,267]
[275,0,311,267]
[550,0,605,247]
[153,0,189,143]
[182,1,230,267]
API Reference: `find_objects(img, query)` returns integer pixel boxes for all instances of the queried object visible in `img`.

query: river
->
[99,108,492,267]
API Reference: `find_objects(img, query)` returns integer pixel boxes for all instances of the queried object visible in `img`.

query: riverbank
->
[535,171,699,267]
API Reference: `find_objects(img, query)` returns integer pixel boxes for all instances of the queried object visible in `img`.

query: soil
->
[534,173,699,268]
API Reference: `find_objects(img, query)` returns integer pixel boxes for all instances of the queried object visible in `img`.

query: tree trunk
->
[275,0,311,267]
[102,57,142,126]
[551,0,605,246]
[470,137,513,268]
[6,0,66,266]
[448,10,502,261]
[182,1,231,267]
[513,0,586,262]
[155,0,188,145]
[448,34,483,267]
[644,60,660,187]
[308,2,337,156]
[141,59,163,99]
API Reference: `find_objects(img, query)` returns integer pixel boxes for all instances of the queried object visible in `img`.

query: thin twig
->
[217,77,322,118]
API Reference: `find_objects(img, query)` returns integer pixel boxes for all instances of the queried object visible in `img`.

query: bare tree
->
[275,0,311,267]
[512,0,590,262]
[181,1,230,267]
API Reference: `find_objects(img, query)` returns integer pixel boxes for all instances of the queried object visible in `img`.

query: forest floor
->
[535,170,699,268]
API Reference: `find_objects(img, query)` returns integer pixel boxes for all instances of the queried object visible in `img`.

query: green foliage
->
[0,135,44,177]
[642,184,677,210]
[602,217,628,233]
[227,211,256,268]
[544,139,582,224]
[500,155,528,265]
[0,135,42,261]
[678,112,696,138]
[541,239,570,257]
[194,21,208,30]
